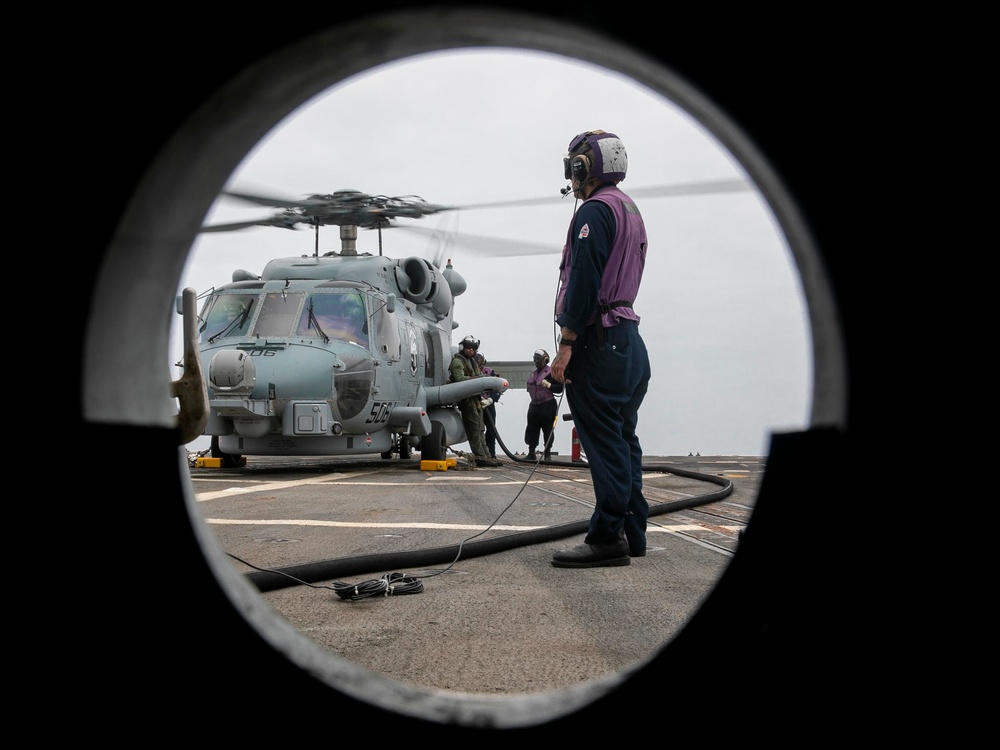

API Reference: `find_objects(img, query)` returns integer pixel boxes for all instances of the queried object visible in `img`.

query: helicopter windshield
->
[199,289,370,348]
[295,292,369,348]
[200,293,256,343]
[253,292,303,337]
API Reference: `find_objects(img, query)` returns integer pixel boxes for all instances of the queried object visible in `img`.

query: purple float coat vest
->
[556,185,646,328]
[526,366,557,404]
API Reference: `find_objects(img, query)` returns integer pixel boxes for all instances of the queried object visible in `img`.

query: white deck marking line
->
[656,524,742,533]
[194,471,368,501]
[195,475,573,501]
[204,519,544,531]
[201,519,738,534]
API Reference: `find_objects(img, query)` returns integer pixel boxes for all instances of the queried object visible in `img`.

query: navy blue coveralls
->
[480,365,501,458]
[556,182,652,553]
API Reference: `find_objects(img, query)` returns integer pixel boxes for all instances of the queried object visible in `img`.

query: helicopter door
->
[419,329,435,381]
[375,294,400,362]
[394,323,420,404]
[406,325,420,379]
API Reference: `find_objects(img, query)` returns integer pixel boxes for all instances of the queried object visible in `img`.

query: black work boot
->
[551,529,630,568]
[526,446,537,461]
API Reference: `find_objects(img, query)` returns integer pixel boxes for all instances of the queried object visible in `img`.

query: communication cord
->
[237,443,733,595]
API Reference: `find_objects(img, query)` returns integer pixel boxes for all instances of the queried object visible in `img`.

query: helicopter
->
[174,188,536,467]
[174,181,751,467]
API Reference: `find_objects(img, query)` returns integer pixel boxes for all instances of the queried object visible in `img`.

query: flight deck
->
[187,452,758,696]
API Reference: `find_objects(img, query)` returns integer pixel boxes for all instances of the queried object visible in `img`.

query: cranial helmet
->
[533,349,549,366]
[474,352,485,365]
[460,335,480,351]
[564,130,627,183]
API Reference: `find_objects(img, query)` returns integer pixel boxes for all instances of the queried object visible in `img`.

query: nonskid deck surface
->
[189,453,761,696]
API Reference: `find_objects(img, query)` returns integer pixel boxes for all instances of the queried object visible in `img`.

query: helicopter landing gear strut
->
[381,434,413,460]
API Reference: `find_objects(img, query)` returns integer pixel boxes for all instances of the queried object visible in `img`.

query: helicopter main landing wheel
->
[421,422,446,462]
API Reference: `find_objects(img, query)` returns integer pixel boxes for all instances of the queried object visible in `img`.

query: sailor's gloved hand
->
[481,397,493,408]
[541,379,552,389]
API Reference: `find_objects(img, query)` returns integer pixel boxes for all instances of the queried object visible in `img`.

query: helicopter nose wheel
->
[381,434,413,460]
[211,436,244,468]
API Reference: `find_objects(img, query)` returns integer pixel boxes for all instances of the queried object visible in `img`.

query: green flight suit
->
[449,352,490,459]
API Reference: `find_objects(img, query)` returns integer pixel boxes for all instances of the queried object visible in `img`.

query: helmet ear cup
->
[571,154,590,183]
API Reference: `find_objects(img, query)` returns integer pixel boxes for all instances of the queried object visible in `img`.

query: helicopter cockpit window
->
[253,292,306,337]
[200,293,256,343]
[295,292,369,348]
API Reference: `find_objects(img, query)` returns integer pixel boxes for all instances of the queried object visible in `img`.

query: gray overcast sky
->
[172,48,812,458]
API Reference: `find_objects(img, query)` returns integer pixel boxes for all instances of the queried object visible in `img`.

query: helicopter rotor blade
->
[200,177,753,236]
[200,217,304,232]
[450,177,752,211]
[220,177,752,215]
[626,178,753,200]
[205,189,453,232]
[393,177,754,258]
[222,190,324,209]
[416,211,461,269]
[392,224,560,258]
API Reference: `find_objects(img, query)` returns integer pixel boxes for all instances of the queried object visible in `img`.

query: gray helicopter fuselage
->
[188,253,507,459]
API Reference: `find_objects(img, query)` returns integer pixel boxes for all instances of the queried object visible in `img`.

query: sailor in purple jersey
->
[524,349,562,461]
[549,130,652,568]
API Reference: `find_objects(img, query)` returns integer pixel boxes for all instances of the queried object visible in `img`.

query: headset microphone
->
[560,185,573,196]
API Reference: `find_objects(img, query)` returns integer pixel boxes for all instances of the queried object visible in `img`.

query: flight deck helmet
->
[460,335,480,352]
[533,349,549,367]
[564,130,628,184]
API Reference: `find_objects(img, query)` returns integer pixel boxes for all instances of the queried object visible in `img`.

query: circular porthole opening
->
[83,9,844,730]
